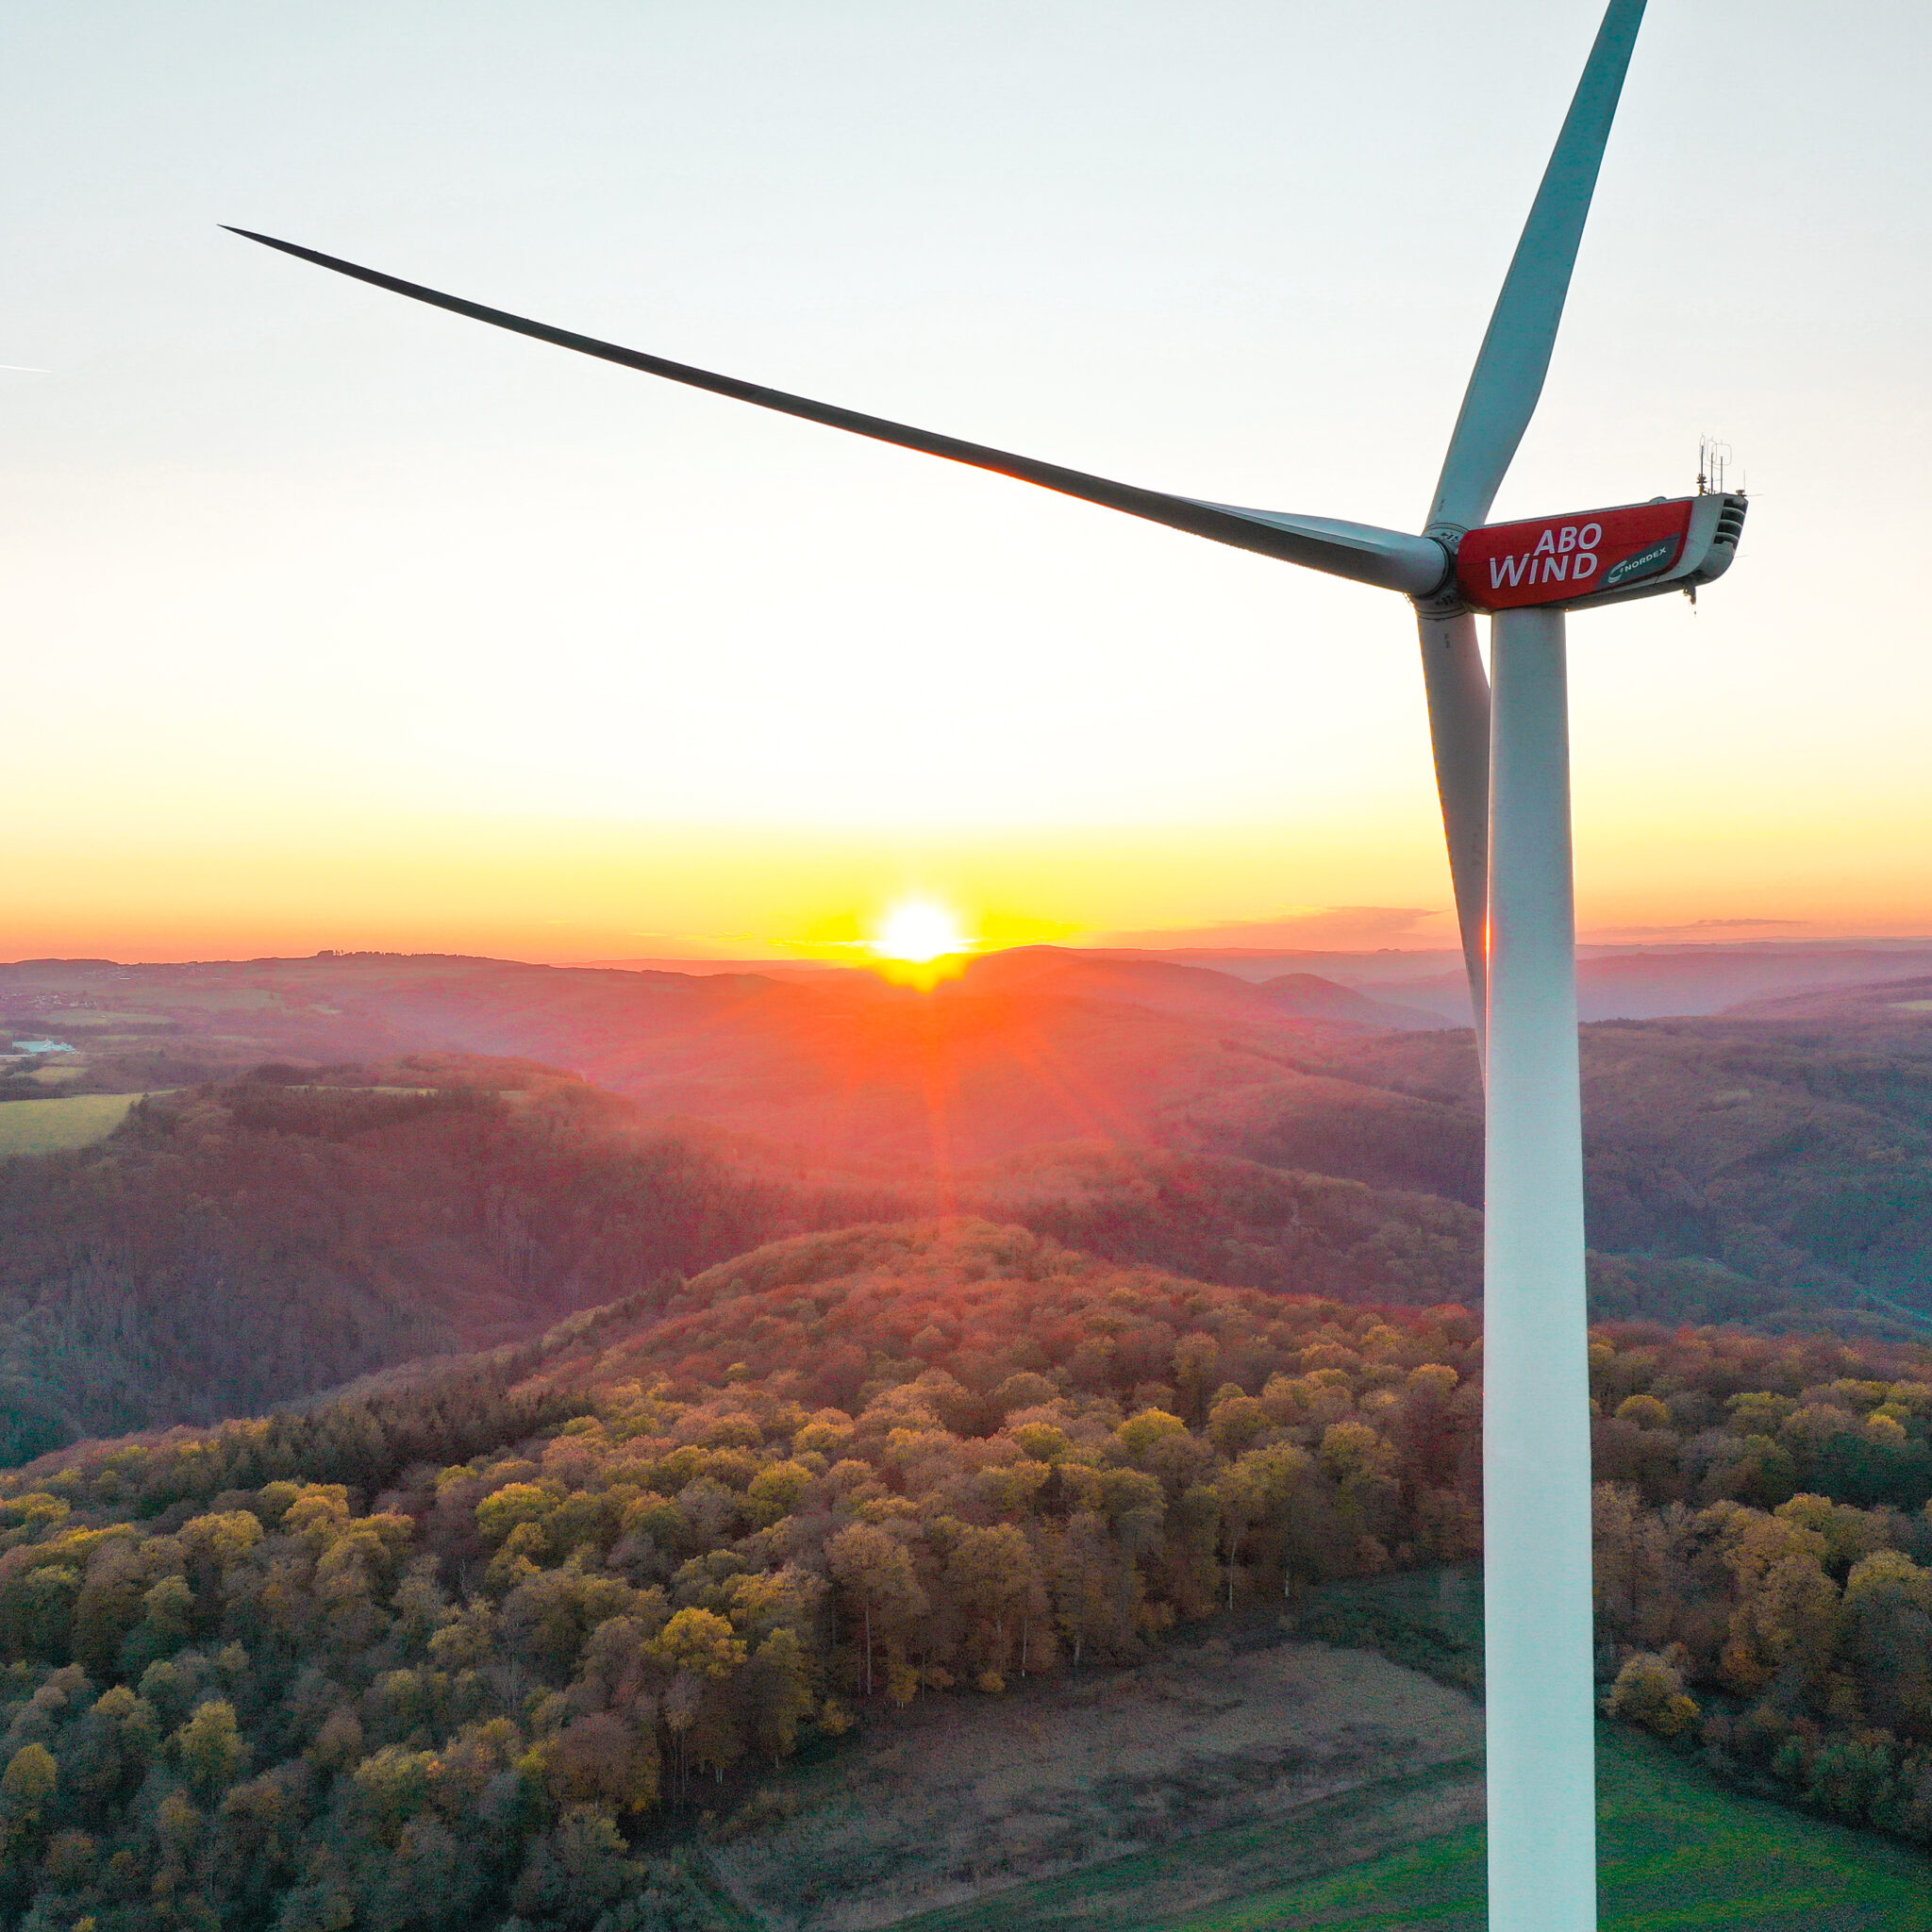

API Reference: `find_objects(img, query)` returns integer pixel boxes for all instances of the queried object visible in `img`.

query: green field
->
[890,1726,1932,1932]
[0,1092,142,1155]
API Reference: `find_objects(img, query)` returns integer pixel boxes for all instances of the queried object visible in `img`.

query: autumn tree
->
[825,1524,927,1700]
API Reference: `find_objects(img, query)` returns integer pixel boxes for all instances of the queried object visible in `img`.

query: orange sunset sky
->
[4,1,1928,967]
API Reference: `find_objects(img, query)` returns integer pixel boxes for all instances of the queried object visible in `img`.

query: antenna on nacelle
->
[1698,434,1734,496]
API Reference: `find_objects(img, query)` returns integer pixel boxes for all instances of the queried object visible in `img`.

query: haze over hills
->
[11,933,1932,1052]
[1734,972,1932,1030]
[0,1058,1494,1460]
[7,952,1932,1466]
[576,941,1932,1027]
[2,951,1419,1165]
[0,1061,892,1460]
[1102,941,1932,1024]
[9,949,1932,1278]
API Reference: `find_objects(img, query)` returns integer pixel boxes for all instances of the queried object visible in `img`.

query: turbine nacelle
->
[1222,487,1755,615]
[1457,491,1748,613]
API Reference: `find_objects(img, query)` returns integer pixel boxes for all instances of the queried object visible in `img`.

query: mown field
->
[891,1726,1932,1931]
[708,1627,1484,1931]
[0,1091,143,1155]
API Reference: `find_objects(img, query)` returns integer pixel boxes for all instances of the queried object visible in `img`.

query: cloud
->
[1087,906,1451,951]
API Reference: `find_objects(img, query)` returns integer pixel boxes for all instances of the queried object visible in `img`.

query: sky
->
[3,1,1929,963]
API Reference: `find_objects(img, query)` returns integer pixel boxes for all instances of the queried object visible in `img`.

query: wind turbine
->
[230,2,1744,1924]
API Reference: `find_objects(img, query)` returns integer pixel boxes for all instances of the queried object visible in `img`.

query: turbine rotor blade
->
[225,228,1446,598]
[1416,609,1491,1058]
[1194,503,1447,594]
[1425,0,1647,535]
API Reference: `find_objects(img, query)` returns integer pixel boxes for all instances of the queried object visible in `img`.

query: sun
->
[872,896,970,964]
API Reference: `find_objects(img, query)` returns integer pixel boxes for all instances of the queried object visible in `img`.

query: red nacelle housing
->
[1457,493,1746,612]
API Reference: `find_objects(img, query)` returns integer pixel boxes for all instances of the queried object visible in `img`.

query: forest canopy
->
[5,1221,1932,1927]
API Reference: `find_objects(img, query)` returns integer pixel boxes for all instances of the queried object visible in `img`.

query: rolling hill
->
[9,950,1932,1472]
[6,1220,1932,1929]
[0,1058,1499,1465]
[3,952,1382,1165]
[0,1058,901,1461]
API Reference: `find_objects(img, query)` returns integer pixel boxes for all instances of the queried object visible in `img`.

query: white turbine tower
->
[231,3,1746,1924]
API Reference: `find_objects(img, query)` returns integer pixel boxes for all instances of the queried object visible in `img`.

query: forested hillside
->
[0,1059,899,1463]
[0,1052,1490,1465]
[10,951,1932,1342]
[1205,1010,1932,1335]
[0,1052,1771,1471]
[6,952,1393,1164]
[4,1221,1932,1928]
[343,952,1932,1335]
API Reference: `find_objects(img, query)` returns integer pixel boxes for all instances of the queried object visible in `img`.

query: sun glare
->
[873,897,969,963]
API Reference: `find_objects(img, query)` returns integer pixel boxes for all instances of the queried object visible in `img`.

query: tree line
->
[1591,1321,1932,1839]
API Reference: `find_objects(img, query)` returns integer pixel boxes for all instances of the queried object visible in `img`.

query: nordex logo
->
[1486,521,1602,591]
[1603,539,1674,589]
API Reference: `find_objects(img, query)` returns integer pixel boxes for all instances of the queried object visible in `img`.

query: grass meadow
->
[0,1091,142,1155]
[892,1725,1932,1931]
